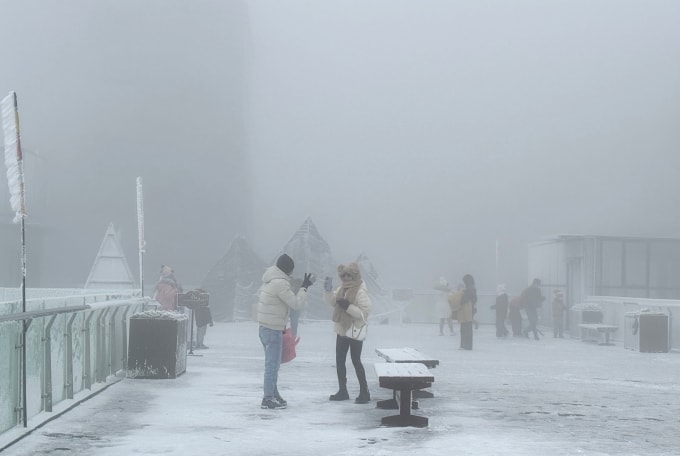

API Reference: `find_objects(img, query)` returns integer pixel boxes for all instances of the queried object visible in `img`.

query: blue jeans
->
[259,326,282,399]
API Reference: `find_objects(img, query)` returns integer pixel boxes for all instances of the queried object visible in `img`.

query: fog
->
[1,1,679,294]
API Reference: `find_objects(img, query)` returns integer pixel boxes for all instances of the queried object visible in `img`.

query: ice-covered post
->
[137,177,146,297]
[2,91,28,427]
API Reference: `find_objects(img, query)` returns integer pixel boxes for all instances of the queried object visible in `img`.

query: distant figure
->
[194,289,213,349]
[521,278,545,340]
[458,274,477,350]
[257,254,312,410]
[508,295,523,337]
[492,284,509,338]
[153,265,182,311]
[448,283,464,326]
[434,277,454,336]
[324,262,372,404]
[552,289,566,338]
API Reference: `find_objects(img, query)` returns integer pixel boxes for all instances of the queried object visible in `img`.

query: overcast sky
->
[1,1,679,293]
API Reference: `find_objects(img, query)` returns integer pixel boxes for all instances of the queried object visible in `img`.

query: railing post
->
[121,306,131,374]
[83,312,95,390]
[42,314,58,412]
[108,307,120,375]
[64,313,78,399]
[96,309,109,383]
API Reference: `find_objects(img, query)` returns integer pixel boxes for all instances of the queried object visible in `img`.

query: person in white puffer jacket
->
[257,254,312,410]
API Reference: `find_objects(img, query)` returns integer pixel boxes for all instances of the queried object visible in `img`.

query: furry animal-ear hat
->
[337,262,362,280]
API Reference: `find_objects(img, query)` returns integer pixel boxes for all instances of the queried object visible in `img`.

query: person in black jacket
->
[521,278,545,340]
[458,274,477,350]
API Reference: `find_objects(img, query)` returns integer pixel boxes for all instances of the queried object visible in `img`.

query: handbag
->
[344,313,367,341]
[281,327,300,363]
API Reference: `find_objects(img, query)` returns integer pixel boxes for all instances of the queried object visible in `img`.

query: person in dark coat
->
[458,274,477,350]
[521,278,545,340]
[492,284,509,337]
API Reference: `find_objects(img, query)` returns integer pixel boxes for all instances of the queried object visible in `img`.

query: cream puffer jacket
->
[257,266,307,331]
[324,283,371,337]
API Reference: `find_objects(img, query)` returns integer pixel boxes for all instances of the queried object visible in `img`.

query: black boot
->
[355,371,371,404]
[330,379,349,401]
[355,388,371,404]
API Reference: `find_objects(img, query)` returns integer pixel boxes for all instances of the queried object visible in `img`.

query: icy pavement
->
[2,321,678,455]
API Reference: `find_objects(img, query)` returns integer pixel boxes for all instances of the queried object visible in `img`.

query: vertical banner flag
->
[1,91,26,223]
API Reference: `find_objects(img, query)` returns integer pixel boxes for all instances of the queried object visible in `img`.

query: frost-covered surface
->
[129,310,187,320]
[2,321,679,455]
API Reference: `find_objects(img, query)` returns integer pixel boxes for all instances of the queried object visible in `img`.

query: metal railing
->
[0,292,148,435]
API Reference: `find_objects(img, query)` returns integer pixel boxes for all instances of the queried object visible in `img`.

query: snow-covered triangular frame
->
[84,222,136,290]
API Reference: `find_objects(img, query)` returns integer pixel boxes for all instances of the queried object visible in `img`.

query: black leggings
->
[335,335,366,385]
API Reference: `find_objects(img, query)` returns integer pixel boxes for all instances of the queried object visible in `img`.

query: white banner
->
[1,91,26,223]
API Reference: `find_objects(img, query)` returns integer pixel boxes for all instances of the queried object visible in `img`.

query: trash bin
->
[624,310,669,353]
[569,304,603,339]
[127,310,188,379]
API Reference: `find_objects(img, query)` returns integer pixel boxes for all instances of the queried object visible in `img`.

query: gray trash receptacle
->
[127,310,188,378]
[624,311,669,353]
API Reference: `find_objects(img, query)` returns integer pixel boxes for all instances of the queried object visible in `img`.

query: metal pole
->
[21,215,27,427]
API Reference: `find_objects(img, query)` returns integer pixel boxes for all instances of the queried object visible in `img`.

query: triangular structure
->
[355,252,393,323]
[85,222,136,289]
[279,217,336,321]
[201,236,267,322]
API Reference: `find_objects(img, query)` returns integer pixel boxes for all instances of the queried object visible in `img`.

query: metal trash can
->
[624,310,669,353]
[569,304,603,339]
[127,310,188,378]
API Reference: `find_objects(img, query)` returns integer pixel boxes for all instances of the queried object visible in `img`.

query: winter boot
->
[329,379,349,401]
[355,388,371,404]
[355,371,371,404]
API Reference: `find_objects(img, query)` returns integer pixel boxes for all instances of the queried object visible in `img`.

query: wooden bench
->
[375,347,439,399]
[373,362,434,427]
[578,323,618,345]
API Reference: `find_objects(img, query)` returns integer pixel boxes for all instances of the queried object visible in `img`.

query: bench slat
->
[375,348,440,368]
[374,362,434,381]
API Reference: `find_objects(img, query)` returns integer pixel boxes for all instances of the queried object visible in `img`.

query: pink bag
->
[281,328,300,363]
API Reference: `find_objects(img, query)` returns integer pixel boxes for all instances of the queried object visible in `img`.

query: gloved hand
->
[324,276,333,292]
[336,298,350,311]
[301,273,313,290]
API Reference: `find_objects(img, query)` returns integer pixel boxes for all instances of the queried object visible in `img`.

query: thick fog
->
[1,1,679,293]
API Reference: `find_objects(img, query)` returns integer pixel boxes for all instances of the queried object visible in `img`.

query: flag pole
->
[136,177,145,297]
[2,91,28,427]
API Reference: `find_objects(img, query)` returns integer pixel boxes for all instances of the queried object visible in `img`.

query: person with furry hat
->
[324,262,372,404]
[257,253,313,409]
[153,265,182,312]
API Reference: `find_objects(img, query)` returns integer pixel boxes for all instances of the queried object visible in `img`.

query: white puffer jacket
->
[257,265,307,331]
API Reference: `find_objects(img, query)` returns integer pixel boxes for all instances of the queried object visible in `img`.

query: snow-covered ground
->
[2,321,678,455]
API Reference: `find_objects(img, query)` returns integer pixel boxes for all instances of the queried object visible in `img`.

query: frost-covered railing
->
[583,296,680,351]
[0,291,148,435]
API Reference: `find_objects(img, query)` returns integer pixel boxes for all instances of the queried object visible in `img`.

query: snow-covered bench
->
[373,362,434,427]
[375,347,439,399]
[579,323,618,345]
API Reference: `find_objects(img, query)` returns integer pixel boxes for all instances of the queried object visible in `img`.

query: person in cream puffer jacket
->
[257,254,311,410]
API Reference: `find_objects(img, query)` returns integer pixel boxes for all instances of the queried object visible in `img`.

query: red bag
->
[281,328,300,363]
